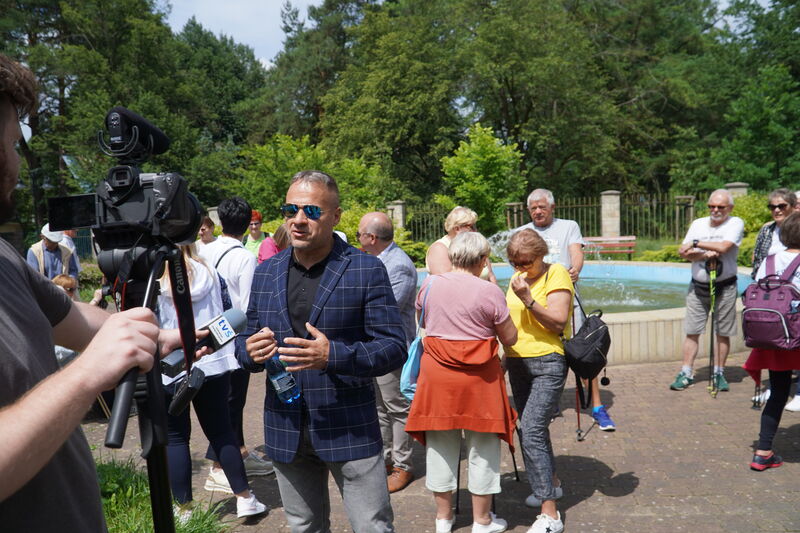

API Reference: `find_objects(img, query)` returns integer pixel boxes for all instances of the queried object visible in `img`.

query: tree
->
[173,17,268,144]
[458,0,623,196]
[715,64,800,190]
[439,124,524,235]
[225,134,393,215]
[319,1,464,199]
[567,0,742,195]
[245,0,374,144]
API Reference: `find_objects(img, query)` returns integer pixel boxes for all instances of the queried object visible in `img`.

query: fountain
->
[418,229,752,366]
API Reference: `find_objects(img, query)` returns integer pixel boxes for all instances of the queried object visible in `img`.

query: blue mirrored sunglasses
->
[280,203,324,220]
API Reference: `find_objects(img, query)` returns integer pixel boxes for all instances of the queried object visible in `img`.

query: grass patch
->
[97,458,229,533]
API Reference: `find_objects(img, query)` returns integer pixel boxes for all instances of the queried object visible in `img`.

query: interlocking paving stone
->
[83,351,800,532]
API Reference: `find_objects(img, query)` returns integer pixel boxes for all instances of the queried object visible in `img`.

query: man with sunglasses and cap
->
[238,170,406,533]
[671,189,744,392]
[26,223,79,280]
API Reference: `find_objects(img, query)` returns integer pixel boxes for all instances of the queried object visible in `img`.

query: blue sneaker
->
[592,406,616,431]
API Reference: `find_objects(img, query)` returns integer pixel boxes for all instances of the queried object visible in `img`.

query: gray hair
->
[769,188,796,207]
[527,188,555,207]
[290,170,340,207]
[708,188,734,207]
[448,231,490,270]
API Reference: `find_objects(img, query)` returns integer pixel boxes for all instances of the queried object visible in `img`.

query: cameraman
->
[0,54,192,531]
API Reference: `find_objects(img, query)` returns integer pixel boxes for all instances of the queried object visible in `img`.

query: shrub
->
[79,263,104,287]
[738,232,757,268]
[731,192,770,235]
[636,244,682,263]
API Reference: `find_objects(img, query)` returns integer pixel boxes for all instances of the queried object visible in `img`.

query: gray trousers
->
[507,353,567,502]
[273,428,395,533]
[375,368,413,471]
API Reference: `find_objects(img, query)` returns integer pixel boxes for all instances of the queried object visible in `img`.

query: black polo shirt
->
[287,252,329,337]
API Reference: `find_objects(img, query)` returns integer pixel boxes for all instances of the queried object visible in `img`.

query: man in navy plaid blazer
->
[238,171,406,533]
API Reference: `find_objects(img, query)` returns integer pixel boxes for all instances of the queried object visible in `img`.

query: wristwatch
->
[526,301,535,311]
[692,239,699,249]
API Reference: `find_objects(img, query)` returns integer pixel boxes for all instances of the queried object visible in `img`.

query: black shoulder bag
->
[561,294,611,409]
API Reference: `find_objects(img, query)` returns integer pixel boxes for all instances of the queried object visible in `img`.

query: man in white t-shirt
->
[198,196,274,488]
[671,189,744,393]
[515,189,583,281]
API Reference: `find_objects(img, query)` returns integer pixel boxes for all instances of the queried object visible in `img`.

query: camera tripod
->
[103,243,197,533]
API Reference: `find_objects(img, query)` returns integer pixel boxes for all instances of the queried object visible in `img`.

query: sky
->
[163,0,323,67]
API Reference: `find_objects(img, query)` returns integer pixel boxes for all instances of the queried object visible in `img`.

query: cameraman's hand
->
[247,328,277,364]
[71,307,159,393]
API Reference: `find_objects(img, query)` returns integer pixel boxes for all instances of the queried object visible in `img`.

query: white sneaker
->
[236,490,268,518]
[243,453,274,476]
[472,512,507,533]
[525,486,564,507]
[527,512,564,533]
[204,466,234,494]
[172,504,192,525]
[436,517,455,533]
[785,395,800,411]
[752,389,771,404]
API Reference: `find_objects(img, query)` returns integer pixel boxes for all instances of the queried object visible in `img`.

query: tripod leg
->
[97,393,111,420]
[509,440,520,482]
[575,387,584,442]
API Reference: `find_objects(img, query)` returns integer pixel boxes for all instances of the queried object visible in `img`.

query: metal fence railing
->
[505,196,601,236]
[621,193,698,241]
[405,203,451,243]
[411,192,713,244]
[504,193,705,241]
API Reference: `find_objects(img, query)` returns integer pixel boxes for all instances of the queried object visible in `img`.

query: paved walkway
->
[84,352,800,532]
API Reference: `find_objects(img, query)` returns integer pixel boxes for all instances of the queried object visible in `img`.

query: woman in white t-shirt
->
[743,211,800,471]
[158,244,267,520]
[751,188,796,278]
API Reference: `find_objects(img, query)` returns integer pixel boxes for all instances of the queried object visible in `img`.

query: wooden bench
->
[583,236,637,260]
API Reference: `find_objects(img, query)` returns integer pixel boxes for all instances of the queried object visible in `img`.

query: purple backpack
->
[742,254,800,350]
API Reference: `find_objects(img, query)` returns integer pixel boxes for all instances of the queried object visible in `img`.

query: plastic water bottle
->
[265,355,301,404]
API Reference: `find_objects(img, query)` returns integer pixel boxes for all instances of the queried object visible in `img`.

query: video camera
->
[46,108,205,531]
[47,107,202,278]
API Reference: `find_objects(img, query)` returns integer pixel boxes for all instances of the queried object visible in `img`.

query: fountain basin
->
[418,261,752,366]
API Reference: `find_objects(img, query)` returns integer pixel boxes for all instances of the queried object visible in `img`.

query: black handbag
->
[562,296,611,409]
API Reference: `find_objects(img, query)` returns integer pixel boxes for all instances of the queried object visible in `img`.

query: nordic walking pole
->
[707,257,718,398]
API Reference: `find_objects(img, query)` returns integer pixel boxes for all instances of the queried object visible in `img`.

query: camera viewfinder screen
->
[47,194,97,230]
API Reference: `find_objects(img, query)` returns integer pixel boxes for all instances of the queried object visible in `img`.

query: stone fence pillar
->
[386,200,406,229]
[600,190,621,237]
[725,182,749,198]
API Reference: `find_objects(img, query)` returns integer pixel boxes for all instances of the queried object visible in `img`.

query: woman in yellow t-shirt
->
[504,229,573,533]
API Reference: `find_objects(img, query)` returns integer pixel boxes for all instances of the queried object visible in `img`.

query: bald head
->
[358,211,394,255]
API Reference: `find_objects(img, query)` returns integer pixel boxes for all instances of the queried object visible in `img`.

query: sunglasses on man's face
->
[707,204,729,210]
[280,204,324,220]
[768,203,789,211]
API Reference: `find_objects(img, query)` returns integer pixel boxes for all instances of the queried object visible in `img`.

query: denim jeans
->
[206,367,250,461]
[506,353,567,502]
[165,372,248,503]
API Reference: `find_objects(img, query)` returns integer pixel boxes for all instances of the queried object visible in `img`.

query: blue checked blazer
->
[237,236,407,463]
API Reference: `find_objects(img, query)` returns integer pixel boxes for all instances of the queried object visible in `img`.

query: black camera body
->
[48,107,202,280]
